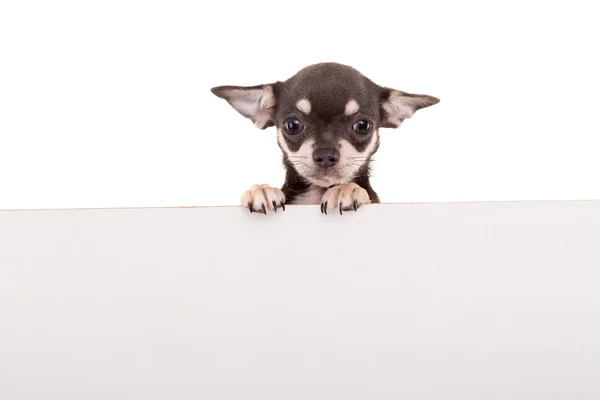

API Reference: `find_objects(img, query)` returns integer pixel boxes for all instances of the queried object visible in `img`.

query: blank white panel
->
[1,201,599,399]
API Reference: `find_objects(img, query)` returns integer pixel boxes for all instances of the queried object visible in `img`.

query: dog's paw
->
[320,183,371,215]
[241,184,286,214]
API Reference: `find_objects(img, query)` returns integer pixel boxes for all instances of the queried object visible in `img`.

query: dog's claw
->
[324,202,328,215]
[242,184,285,216]
[320,183,370,216]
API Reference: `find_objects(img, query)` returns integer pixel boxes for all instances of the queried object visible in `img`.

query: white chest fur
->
[291,185,326,205]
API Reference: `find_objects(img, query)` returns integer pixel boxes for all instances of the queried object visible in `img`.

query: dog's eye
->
[284,118,304,135]
[353,120,372,134]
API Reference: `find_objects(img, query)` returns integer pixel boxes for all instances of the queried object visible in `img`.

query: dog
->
[211,62,439,215]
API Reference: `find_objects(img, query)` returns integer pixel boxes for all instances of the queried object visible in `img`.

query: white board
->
[1,201,600,399]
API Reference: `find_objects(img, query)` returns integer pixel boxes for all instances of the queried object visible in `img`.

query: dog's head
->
[211,62,439,187]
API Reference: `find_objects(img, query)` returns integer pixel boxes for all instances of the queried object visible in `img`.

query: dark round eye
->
[353,120,372,134]
[284,118,304,135]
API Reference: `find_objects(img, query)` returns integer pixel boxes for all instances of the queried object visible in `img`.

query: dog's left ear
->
[211,84,276,129]
[380,89,440,128]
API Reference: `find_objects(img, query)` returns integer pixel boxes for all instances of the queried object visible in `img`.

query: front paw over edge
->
[321,183,371,215]
[241,184,286,214]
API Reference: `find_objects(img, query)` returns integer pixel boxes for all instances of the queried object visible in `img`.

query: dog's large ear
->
[211,84,276,129]
[380,88,439,128]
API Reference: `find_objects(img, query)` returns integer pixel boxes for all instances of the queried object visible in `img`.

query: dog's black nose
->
[313,148,340,168]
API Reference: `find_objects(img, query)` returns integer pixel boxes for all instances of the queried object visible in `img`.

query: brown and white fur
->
[211,62,439,215]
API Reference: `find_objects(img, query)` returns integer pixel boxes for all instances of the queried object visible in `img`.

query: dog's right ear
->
[380,88,440,128]
[211,84,276,129]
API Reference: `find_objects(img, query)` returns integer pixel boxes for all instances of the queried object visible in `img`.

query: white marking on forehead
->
[344,99,360,116]
[296,99,311,115]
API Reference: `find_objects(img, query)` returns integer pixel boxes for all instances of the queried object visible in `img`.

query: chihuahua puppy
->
[211,62,439,215]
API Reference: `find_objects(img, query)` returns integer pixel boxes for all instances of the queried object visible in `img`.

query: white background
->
[1,1,598,210]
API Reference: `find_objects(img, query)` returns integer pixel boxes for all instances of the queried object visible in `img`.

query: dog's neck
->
[281,157,379,205]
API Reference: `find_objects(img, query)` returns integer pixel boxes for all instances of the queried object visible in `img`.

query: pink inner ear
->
[382,95,414,128]
[381,90,439,128]
[253,110,274,129]
[228,86,275,129]
[382,118,403,129]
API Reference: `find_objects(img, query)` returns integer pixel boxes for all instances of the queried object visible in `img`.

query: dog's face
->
[212,63,439,187]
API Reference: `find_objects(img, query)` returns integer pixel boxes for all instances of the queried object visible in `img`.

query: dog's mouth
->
[290,160,364,187]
